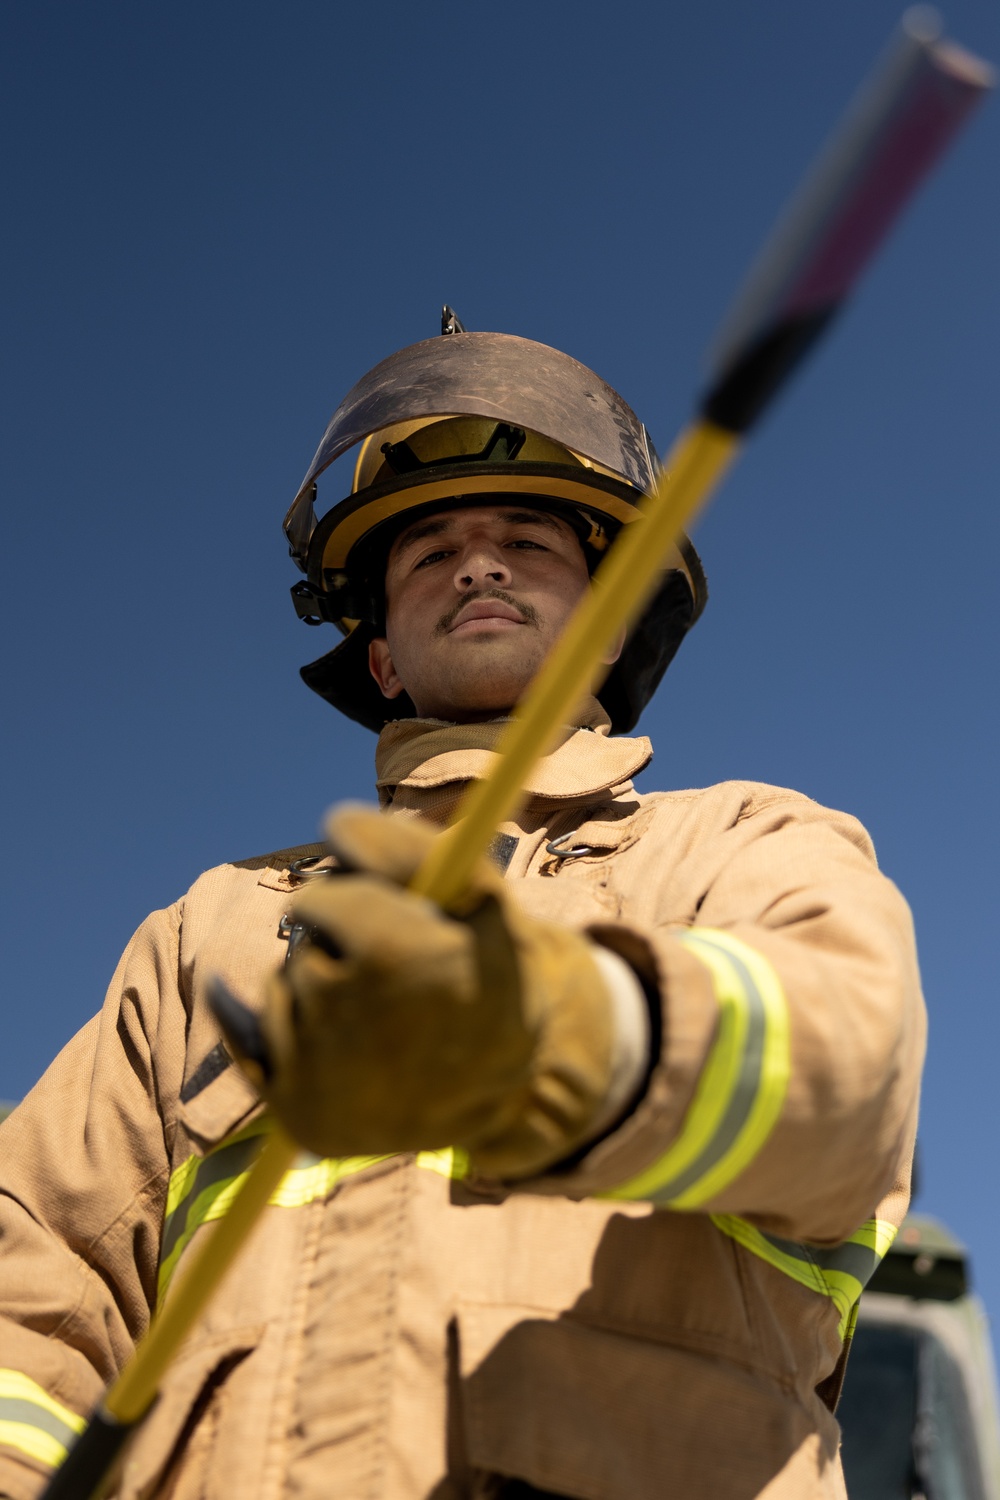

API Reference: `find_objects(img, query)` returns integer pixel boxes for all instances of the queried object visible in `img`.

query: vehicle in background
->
[840,1216,1000,1499]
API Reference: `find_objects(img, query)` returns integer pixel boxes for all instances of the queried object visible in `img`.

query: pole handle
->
[39,1407,135,1500]
[40,1126,297,1499]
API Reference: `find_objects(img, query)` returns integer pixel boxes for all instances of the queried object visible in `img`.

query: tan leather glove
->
[213,804,619,1179]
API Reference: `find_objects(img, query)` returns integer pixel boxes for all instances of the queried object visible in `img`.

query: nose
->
[453,538,512,592]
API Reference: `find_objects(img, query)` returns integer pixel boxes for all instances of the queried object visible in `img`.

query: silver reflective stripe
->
[160,1132,262,1264]
[651,936,767,1200]
[767,1231,887,1286]
[0,1370,86,1469]
[0,1397,79,1449]
[711,1214,898,1338]
[158,1134,470,1304]
[602,928,790,1209]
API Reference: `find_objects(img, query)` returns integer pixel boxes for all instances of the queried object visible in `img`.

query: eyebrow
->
[392,508,569,558]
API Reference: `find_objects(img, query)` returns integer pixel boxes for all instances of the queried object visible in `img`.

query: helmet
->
[285,326,707,734]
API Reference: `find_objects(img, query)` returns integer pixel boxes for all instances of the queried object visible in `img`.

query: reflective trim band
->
[0,1369,85,1469]
[843,1299,860,1343]
[602,929,790,1208]
[415,1147,470,1179]
[711,1215,898,1338]
[158,1119,271,1299]
[159,1129,469,1302]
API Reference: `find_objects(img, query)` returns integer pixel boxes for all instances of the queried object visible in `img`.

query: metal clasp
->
[277,913,326,966]
[545,830,599,863]
[280,856,339,962]
[288,855,336,884]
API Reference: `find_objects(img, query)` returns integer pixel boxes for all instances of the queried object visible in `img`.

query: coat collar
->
[374,699,652,808]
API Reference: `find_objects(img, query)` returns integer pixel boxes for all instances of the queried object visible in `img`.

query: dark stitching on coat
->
[365,1164,413,1500]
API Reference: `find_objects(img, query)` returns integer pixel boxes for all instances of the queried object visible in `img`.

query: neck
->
[403,692,611,733]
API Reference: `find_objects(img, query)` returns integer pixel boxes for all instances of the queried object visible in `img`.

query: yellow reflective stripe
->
[711,1215,898,1338]
[165,1150,201,1217]
[0,1369,85,1469]
[415,1147,469,1179]
[602,929,790,1208]
[159,1137,469,1303]
[843,1217,898,1259]
[157,1120,271,1301]
[843,1299,860,1343]
[268,1153,388,1207]
[158,1146,384,1302]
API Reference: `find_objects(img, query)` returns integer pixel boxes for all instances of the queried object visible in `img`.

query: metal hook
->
[288,855,336,884]
[545,831,599,863]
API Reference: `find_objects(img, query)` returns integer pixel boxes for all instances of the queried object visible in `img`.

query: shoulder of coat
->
[183,841,330,898]
[725,780,821,817]
[637,779,818,812]
[634,780,877,860]
[636,779,842,831]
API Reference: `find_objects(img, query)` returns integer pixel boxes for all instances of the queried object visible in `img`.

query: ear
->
[368,637,406,700]
[601,626,627,667]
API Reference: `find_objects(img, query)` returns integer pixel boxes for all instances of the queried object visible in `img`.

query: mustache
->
[436,588,540,635]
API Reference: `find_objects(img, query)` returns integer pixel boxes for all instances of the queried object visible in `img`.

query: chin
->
[424,693,522,721]
[421,676,533,721]
[405,642,547,721]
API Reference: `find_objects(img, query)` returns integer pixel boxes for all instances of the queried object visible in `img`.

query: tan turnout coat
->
[0,714,925,1500]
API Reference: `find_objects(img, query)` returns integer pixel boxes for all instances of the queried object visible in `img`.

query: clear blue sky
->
[2,0,998,1338]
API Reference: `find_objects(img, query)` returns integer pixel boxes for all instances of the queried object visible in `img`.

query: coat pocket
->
[175,1049,262,1155]
[115,1325,263,1500]
[456,1303,838,1500]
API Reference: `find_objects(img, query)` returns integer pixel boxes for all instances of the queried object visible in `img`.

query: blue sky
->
[2,0,998,1338]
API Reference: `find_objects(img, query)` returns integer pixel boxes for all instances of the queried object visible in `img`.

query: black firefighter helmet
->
[284,322,708,734]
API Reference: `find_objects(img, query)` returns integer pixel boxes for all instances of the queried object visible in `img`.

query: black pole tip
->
[206,977,273,1083]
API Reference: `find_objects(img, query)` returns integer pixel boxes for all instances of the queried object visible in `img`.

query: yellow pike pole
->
[40,1128,298,1497]
[46,416,739,1499]
[42,14,992,1497]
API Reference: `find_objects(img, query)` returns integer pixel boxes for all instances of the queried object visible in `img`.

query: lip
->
[447,599,527,633]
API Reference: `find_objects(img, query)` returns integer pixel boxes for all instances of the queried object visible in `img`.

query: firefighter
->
[0,327,925,1500]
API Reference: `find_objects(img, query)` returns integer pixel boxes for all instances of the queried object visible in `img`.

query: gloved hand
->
[212,804,619,1179]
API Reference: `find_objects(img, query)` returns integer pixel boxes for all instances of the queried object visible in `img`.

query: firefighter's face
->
[368,505,621,721]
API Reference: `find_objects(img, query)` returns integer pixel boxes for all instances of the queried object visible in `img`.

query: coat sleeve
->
[0,903,185,1499]
[538,790,926,1247]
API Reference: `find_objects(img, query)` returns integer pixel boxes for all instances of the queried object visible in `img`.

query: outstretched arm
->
[0,905,184,1498]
